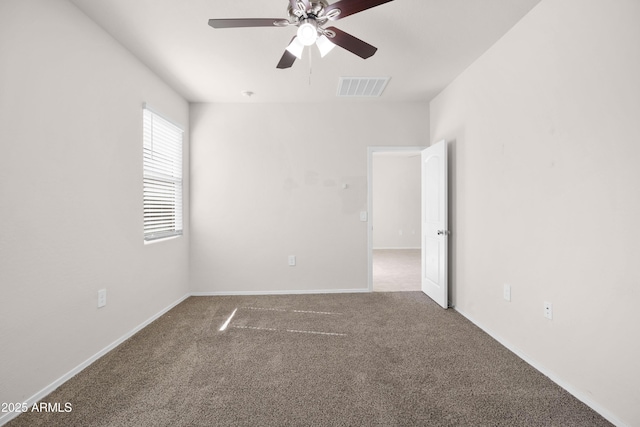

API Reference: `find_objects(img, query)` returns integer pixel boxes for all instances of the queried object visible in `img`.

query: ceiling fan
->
[208,0,395,69]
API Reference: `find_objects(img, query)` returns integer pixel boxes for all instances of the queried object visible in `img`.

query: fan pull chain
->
[309,48,313,86]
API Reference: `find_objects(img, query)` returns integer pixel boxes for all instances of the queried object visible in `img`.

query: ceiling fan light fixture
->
[285,37,305,59]
[316,34,335,57]
[209,0,396,70]
[297,19,318,46]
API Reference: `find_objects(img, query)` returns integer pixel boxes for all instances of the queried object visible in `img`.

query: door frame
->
[367,146,427,292]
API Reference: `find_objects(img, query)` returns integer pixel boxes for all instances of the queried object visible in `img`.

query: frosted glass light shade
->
[285,37,305,59]
[316,35,336,57]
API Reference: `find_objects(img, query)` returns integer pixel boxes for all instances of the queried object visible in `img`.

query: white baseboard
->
[191,288,370,296]
[0,293,190,427]
[454,307,627,427]
[373,247,420,250]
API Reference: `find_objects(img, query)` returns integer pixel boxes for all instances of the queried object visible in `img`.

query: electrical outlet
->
[503,284,511,302]
[98,289,107,308]
[288,255,296,266]
[544,301,553,320]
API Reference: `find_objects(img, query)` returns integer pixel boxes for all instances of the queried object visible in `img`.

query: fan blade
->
[324,0,394,20]
[276,50,297,69]
[208,18,283,29]
[325,26,377,59]
[277,38,298,69]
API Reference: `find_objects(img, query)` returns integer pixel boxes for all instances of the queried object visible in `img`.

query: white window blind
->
[143,106,183,241]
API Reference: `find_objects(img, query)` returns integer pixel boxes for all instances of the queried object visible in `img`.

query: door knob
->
[437,230,450,236]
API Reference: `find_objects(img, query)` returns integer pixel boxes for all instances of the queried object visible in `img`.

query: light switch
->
[360,211,368,222]
[98,289,107,308]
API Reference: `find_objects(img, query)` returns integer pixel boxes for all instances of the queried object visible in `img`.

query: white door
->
[421,140,448,308]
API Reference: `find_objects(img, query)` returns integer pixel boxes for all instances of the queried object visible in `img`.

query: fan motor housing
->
[287,0,329,20]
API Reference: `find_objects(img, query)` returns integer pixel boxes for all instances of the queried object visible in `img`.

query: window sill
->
[144,235,181,245]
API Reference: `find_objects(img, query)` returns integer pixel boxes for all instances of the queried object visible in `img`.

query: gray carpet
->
[8,292,611,426]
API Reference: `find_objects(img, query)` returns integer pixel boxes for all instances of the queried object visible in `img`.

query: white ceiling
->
[69,0,542,103]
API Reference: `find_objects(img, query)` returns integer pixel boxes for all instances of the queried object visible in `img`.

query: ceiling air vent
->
[337,77,390,98]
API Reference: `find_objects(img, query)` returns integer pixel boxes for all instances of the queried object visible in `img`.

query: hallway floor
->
[373,249,421,292]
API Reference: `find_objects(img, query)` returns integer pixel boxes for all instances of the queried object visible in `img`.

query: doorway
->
[367,147,424,292]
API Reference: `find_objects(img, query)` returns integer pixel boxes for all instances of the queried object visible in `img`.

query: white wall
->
[372,155,421,249]
[190,102,429,293]
[0,0,190,411]
[430,0,640,425]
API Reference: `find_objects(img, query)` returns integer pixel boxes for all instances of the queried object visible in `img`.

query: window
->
[143,105,183,242]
